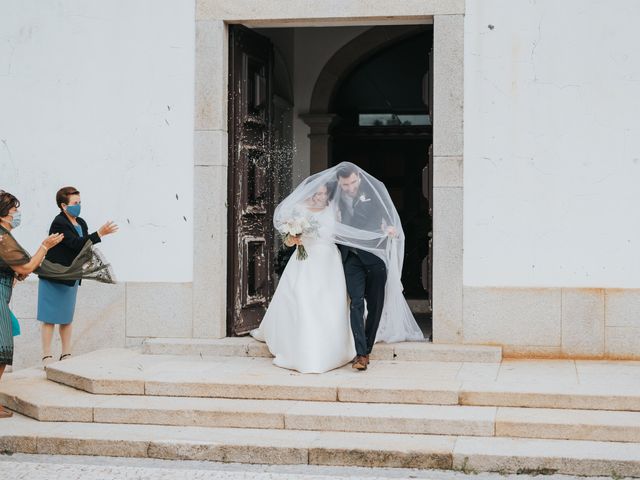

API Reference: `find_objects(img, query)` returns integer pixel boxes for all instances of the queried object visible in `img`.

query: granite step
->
[44,349,640,411]
[5,372,640,443]
[2,413,640,476]
[142,337,503,363]
[0,372,494,437]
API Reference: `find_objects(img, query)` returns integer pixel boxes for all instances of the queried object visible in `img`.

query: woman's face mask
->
[9,211,21,229]
[65,204,81,217]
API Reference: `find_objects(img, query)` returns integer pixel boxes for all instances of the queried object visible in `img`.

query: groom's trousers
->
[343,250,387,356]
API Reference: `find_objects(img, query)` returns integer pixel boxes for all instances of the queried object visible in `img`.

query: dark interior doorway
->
[330,28,433,336]
[227,24,434,338]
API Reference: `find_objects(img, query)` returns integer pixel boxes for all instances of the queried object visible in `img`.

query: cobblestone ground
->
[0,454,630,480]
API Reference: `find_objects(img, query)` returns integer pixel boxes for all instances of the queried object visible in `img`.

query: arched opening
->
[330,28,433,331]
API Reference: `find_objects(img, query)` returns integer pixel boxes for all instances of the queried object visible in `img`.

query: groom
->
[336,164,390,371]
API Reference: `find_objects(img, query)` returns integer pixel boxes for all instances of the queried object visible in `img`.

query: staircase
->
[2,338,640,476]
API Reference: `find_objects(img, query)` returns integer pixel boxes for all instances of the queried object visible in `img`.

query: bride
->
[251,181,356,373]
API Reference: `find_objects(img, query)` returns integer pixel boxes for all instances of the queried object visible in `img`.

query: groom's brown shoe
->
[0,406,13,418]
[352,355,367,371]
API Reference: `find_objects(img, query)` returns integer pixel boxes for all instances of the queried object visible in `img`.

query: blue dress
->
[37,225,82,325]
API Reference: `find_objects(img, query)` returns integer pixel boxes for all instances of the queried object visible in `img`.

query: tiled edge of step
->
[142,338,502,363]
[142,337,271,358]
[45,360,464,404]
[337,380,461,405]
[46,368,145,395]
[143,380,339,401]
[453,436,640,477]
[46,364,145,395]
[3,416,640,475]
[6,374,640,444]
[496,406,640,443]
[0,415,456,469]
[2,376,492,438]
[393,343,502,363]
[461,383,640,412]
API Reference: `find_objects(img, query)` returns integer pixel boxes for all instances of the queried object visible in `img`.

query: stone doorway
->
[193,7,464,343]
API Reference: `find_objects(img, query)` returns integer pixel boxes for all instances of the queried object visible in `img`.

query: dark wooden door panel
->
[228,25,275,335]
[423,47,434,310]
[422,144,433,310]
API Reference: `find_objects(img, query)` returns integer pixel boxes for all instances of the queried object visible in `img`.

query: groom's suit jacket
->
[336,186,388,266]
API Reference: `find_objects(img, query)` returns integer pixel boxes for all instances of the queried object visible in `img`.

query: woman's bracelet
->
[40,244,48,252]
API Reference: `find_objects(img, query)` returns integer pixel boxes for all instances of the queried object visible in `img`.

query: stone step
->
[5,372,640,443]
[142,337,503,363]
[0,372,494,437]
[2,413,640,476]
[44,349,640,411]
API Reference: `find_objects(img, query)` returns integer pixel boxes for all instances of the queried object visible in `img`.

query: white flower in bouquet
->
[280,215,318,260]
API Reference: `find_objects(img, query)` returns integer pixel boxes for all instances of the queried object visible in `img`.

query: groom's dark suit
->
[337,186,388,357]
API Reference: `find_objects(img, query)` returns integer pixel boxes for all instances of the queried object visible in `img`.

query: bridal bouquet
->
[279,215,318,260]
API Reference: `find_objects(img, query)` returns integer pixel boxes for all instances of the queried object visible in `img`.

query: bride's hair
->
[304,180,337,204]
[325,181,337,201]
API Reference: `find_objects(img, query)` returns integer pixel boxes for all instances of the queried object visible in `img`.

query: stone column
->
[300,113,339,173]
[432,14,464,344]
[193,20,229,338]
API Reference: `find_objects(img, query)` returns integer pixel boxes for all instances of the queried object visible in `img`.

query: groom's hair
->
[336,164,359,179]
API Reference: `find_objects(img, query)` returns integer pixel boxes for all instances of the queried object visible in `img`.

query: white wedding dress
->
[251,207,356,374]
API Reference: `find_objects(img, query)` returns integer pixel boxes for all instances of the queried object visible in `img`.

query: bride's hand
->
[285,236,303,247]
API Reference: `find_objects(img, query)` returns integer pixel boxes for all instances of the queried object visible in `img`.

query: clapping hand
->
[98,221,119,237]
[42,233,64,250]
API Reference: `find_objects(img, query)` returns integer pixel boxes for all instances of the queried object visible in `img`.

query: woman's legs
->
[59,323,72,357]
[0,364,11,417]
[41,322,73,361]
[41,322,55,359]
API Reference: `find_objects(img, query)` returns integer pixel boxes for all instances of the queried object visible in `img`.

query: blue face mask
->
[66,204,81,217]
[10,211,21,229]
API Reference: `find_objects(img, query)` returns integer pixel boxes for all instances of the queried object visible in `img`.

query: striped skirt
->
[0,273,14,366]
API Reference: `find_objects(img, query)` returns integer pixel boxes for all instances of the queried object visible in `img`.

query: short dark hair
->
[56,186,80,211]
[336,164,359,179]
[0,190,20,218]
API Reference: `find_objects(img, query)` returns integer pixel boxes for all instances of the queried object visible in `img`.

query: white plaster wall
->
[0,0,195,282]
[464,0,640,288]
[292,26,369,183]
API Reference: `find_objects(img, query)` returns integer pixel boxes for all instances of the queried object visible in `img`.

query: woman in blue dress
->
[38,186,118,365]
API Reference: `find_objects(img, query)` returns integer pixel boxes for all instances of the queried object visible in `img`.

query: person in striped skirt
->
[0,190,63,418]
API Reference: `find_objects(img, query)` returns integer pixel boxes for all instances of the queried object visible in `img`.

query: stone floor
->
[0,454,634,480]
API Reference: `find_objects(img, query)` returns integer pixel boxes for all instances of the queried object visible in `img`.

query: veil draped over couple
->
[251,162,423,373]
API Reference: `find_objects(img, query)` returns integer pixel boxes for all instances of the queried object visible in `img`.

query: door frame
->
[192,9,464,344]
